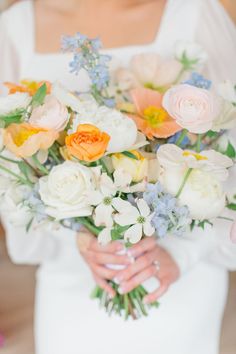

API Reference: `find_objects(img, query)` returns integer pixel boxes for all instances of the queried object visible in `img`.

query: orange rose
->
[4,80,51,96]
[3,123,58,158]
[65,124,110,162]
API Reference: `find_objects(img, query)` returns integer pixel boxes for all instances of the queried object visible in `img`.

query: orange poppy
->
[4,80,51,96]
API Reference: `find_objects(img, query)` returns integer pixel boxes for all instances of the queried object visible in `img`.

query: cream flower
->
[29,95,69,132]
[163,84,221,133]
[51,83,84,112]
[0,92,31,115]
[175,41,208,67]
[98,227,113,245]
[39,161,94,220]
[71,101,138,153]
[217,80,236,103]
[113,198,155,243]
[157,144,233,220]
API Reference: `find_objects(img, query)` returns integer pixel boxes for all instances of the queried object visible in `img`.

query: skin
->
[33,0,235,302]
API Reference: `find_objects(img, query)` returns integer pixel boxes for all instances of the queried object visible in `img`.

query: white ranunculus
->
[71,102,138,153]
[212,100,236,132]
[159,167,226,220]
[157,145,232,220]
[51,83,84,112]
[0,92,31,115]
[39,161,95,220]
[175,41,208,67]
[217,80,236,103]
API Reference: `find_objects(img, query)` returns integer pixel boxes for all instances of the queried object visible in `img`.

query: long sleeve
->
[159,0,236,273]
[0,4,67,265]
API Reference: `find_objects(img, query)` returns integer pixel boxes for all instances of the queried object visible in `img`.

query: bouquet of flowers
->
[0,33,235,320]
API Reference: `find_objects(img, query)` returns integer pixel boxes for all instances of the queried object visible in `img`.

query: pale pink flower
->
[29,95,69,132]
[163,84,221,133]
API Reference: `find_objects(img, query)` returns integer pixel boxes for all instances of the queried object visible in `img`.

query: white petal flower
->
[98,227,112,245]
[217,80,236,103]
[0,92,31,115]
[114,198,155,244]
[175,41,208,67]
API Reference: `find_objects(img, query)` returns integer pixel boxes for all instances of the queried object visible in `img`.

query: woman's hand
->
[76,230,131,298]
[114,237,180,304]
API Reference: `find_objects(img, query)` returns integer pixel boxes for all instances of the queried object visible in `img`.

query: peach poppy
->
[4,80,51,96]
[65,124,110,162]
[3,123,58,158]
[130,88,182,140]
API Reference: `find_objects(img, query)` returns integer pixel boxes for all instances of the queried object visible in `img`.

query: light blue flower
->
[143,182,191,238]
[167,131,190,147]
[184,72,212,90]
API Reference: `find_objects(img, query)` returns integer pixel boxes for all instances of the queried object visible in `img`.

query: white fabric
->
[0,0,236,353]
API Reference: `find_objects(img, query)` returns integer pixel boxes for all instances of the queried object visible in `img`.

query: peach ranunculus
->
[114,53,182,92]
[29,95,69,132]
[5,80,51,96]
[65,124,110,162]
[163,84,221,134]
[130,88,182,140]
[3,123,58,158]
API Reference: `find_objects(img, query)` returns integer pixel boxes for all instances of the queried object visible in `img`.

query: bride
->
[1,1,236,354]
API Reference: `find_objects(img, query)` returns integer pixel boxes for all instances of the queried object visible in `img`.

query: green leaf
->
[227,203,236,211]
[190,220,195,231]
[18,161,33,183]
[26,217,34,233]
[224,141,236,159]
[206,130,218,138]
[122,151,139,160]
[0,108,25,127]
[197,219,213,230]
[31,83,47,107]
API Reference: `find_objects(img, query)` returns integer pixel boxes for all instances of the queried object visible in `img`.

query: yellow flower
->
[111,150,148,183]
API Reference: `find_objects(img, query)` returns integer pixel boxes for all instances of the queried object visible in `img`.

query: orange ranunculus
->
[3,123,58,158]
[65,124,110,162]
[4,80,51,96]
[130,88,182,140]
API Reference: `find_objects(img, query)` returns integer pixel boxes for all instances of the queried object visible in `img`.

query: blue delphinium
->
[184,72,212,90]
[61,32,111,97]
[143,182,191,238]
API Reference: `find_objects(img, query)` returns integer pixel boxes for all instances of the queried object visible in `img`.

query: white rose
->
[160,167,226,220]
[175,41,207,67]
[0,92,31,115]
[217,80,236,103]
[71,102,138,153]
[39,161,94,220]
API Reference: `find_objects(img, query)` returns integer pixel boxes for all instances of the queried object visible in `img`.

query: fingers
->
[85,250,131,266]
[93,274,115,298]
[143,281,169,304]
[128,237,157,258]
[115,249,158,283]
[119,265,158,294]
[89,239,124,254]
[90,263,117,280]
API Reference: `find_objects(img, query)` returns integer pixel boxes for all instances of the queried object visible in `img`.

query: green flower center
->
[137,216,146,224]
[103,197,112,206]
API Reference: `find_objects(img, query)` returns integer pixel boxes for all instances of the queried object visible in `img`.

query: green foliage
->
[122,151,139,160]
[0,108,25,127]
[31,83,47,107]
[227,203,236,211]
[224,141,236,159]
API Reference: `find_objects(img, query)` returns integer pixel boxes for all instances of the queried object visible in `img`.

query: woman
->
[0,1,236,354]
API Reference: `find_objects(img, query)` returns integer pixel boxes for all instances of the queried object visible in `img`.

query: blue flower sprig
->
[143,182,191,237]
[62,32,115,107]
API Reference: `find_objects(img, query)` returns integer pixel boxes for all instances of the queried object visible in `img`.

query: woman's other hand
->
[114,237,180,304]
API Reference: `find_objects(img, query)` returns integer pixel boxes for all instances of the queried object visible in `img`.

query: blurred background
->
[0,0,235,353]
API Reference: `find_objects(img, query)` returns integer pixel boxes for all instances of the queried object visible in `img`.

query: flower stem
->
[31,154,49,175]
[0,164,33,186]
[173,67,186,84]
[175,168,193,198]
[176,129,188,147]
[0,155,19,164]
[49,147,61,164]
[77,217,101,236]
[196,134,203,153]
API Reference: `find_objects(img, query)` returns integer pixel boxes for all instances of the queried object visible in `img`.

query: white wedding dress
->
[1,1,236,354]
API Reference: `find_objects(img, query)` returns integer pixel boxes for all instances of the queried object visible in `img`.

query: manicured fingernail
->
[108,293,115,299]
[118,287,124,294]
[127,250,135,263]
[113,277,120,284]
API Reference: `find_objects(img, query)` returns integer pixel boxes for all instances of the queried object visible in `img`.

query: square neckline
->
[30,0,172,57]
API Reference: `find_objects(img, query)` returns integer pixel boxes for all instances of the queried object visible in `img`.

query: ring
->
[153,260,161,272]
